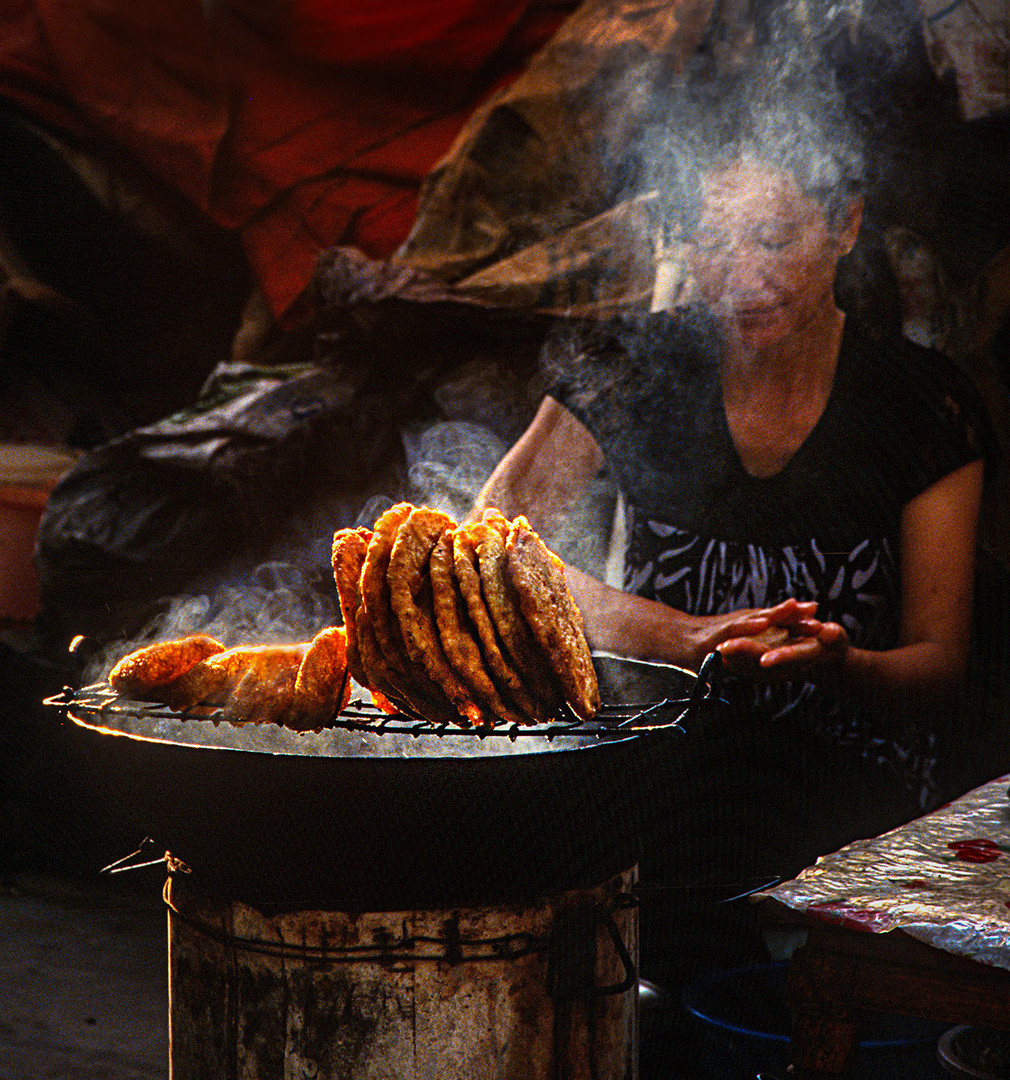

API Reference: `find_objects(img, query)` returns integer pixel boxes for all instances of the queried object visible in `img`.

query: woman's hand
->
[684,598,820,671]
[708,599,846,680]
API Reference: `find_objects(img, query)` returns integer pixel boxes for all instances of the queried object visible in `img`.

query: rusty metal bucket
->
[165,867,640,1080]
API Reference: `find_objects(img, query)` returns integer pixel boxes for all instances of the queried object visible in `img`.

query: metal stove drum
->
[47,654,722,1079]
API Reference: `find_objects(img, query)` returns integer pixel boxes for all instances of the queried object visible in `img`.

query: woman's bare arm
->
[473,396,605,529]
[839,458,984,713]
[745,458,985,719]
[475,397,813,667]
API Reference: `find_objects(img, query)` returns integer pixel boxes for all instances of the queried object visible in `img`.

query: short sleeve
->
[893,339,991,500]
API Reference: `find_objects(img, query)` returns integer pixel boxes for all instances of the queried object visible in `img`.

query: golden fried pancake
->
[359,505,460,722]
[480,506,512,538]
[361,504,415,673]
[451,523,545,722]
[470,520,564,715]
[354,600,416,715]
[430,531,527,726]
[506,518,600,721]
[388,509,482,727]
[165,644,297,712]
[109,635,224,698]
[223,644,308,726]
[333,526,404,712]
[331,527,372,687]
[288,626,352,731]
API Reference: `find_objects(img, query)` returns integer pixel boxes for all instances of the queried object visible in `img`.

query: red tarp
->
[0,0,570,319]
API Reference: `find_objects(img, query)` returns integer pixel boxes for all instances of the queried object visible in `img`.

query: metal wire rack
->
[45,653,723,742]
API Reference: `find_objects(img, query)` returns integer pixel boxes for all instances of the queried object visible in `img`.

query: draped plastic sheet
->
[0,0,570,318]
[757,774,1010,970]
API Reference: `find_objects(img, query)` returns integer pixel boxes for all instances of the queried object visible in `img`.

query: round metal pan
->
[54,656,717,909]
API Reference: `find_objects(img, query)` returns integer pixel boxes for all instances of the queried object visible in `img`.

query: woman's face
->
[686,159,860,350]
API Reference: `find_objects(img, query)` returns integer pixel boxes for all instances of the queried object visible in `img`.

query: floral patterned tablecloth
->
[756,774,1010,970]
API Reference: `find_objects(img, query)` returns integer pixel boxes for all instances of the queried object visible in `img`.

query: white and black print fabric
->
[623,506,940,803]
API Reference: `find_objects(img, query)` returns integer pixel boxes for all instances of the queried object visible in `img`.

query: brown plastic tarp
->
[394,0,725,317]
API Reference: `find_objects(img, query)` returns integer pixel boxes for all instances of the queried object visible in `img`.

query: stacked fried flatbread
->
[104,505,599,731]
[107,627,352,731]
[332,504,600,726]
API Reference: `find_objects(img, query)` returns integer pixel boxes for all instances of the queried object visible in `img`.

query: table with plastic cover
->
[754,773,1010,1078]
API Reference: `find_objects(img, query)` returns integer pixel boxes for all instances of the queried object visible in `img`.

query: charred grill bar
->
[50,653,719,738]
[46,656,722,1078]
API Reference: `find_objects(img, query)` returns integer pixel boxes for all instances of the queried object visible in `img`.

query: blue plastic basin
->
[681,962,949,1080]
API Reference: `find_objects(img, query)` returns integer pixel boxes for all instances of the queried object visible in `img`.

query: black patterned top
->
[547,309,986,804]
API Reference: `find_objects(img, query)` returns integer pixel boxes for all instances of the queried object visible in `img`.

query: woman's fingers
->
[818,622,848,646]
[717,619,848,679]
[702,602,828,672]
[763,598,819,624]
[727,614,773,636]
[760,622,848,669]
[716,635,768,659]
[760,637,825,667]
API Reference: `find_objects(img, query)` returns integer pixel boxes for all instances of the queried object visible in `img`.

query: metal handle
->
[690,650,723,709]
[546,902,637,1002]
[593,911,637,998]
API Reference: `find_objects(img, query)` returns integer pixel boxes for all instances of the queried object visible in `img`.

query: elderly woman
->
[473,102,989,1046]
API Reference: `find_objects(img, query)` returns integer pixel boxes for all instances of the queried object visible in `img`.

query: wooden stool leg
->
[788,1008,859,1077]
[786,945,861,1077]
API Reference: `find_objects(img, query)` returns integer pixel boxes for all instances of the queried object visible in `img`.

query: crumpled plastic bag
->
[36,360,401,642]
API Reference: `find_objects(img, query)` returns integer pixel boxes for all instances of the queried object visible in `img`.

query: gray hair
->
[651,68,865,240]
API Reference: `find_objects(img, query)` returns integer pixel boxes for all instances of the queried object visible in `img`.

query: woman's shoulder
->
[840,319,991,476]
[842,320,982,408]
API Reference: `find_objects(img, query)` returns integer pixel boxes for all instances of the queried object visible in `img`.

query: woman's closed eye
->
[753,224,799,250]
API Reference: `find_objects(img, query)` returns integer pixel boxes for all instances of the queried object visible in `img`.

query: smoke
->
[83,563,335,688]
[643,61,863,239]
[402,420,510,522]
[76,0,952,722]
[81,485,359,686]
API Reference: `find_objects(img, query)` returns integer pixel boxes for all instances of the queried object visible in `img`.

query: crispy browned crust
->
[108,635,224,698]
[451,524,543,722]
[361,505,414,673]
[506,518,600,721]
[480,506,512,539]
[469,520,564,715]
[223,644,308,726]
[361,505,461,723]
[368,689,399,714]
[354,600,414,714]
[333,525,413,714]
[163,645,293,712]
[388,509,482,727]
[288,626,352,731]
[430,531,528,726]
[331,527,372,687]
[161,647,248,709]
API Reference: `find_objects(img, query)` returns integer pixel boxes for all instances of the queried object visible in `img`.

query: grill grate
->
[45,654,723,742]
